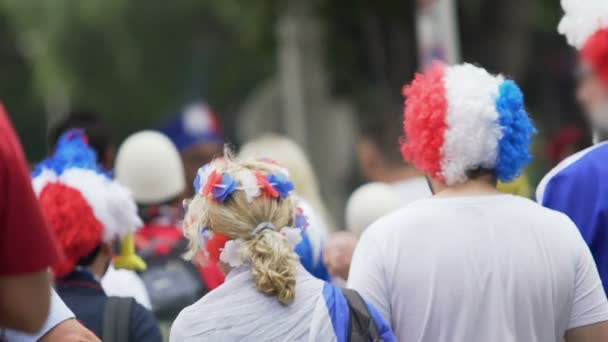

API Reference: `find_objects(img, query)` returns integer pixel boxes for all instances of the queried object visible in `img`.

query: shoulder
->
[362,201,434,238]
[538,143,608,201]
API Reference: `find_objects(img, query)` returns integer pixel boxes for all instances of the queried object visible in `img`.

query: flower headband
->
[194,163,295,203]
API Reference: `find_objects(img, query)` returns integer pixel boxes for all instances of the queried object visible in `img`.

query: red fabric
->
[401,63,448,181]
[582,29,608,87]
[0,104,62,275]
[205,233,229,264]
[135,224,225,290]
[39,183,104,277]
[256,172,279,198]
[203,170,222,198]
[135,224,185,256]
[197,262,225,290]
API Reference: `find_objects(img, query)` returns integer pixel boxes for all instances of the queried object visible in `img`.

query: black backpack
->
[139,238,207,321]
[342,288,383,342]
[103,297,134,342]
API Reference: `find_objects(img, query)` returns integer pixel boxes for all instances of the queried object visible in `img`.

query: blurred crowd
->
[3,1,608,342]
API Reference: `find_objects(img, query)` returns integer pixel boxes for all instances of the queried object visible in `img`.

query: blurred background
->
[0,0,588,226]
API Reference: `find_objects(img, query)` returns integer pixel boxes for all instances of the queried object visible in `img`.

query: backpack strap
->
[342,288,382,342]
[103,297,134,342]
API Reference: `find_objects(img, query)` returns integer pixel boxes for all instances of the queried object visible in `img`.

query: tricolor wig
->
[401,63,536,185]
[32,129,141,277]
[558,0,608,85]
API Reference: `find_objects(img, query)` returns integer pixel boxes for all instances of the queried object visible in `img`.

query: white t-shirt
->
[390,177,431,205]
[170,266,336,341]
[101,264,152,310]
[348,194,608,342]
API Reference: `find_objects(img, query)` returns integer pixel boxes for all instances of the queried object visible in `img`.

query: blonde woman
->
[170,156,395,341]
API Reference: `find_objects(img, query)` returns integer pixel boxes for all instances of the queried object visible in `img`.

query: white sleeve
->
[347,229,391,324]
[568,235,608,329]
[4,289,75,341]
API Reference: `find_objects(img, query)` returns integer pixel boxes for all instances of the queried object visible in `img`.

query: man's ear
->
[100,242,113,257]
[357,139,382,181]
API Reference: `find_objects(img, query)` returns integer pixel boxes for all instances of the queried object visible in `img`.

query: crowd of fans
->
[3,1,608,341]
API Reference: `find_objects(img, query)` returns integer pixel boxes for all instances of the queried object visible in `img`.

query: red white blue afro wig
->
[32,129,141,277]
[401,63,536,185]
[559,0,608,85]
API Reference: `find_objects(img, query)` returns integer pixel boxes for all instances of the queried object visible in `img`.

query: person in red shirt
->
[0,104,61,333]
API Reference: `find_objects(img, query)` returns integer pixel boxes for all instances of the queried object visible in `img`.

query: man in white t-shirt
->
[348,63,608,342]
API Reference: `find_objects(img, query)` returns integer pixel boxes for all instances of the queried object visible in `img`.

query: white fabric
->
[442,64,504,184]
[4,289,75,341]
[346,183,402,236]
[348,194,608,342]
[390,177,432,206]
[115,130,185,205]
[536,142,608,203]
[558,0,608,49]
[170,266,336,342]
[101,264,152,310]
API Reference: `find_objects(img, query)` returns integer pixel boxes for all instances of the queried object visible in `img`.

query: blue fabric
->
[495,80,536,182]
[322,283,397,342]
[295,233,330,281]
[367,301,397,342]
[542,144,608,295]
[33,129,102,177]
[323,283,349,342]
[56,270,162,341]
[161,109,223,152]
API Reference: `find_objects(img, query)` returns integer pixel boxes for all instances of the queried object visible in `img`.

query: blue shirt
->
[539,143,608,295]
[56,269,162,341]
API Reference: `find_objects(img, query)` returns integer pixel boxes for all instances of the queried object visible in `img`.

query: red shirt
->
[0,104,62,275]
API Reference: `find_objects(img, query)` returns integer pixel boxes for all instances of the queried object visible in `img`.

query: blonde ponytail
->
[243,230,299,305]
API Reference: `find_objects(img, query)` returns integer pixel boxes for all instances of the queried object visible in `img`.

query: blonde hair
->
[183,156,299,305]
[239,134,335,231]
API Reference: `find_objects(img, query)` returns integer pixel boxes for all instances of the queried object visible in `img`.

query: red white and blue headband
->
[191,160,307,267]
[401,63,536,185]
[558,0,608,85]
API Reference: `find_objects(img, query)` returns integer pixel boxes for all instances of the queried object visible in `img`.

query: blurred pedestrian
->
[349,63,608,341]
[0,104,94,340]
[162,102,224,198]
[537,0,608,298]
[345,183,401,237]
[115,131,224,322]
[324,183,401,284]
[32,130,162,341]
[48,110,150,308]
[357,107,431,205]
[240,135,332,280]
[171,156,396,341]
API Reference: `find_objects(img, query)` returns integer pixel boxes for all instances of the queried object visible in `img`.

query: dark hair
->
[465,168,498,185]
[359,101,404,167]
[48,110,112,161]
[76,244,103,267]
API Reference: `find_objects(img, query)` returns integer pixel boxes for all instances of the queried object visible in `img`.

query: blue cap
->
[161,102,224,152]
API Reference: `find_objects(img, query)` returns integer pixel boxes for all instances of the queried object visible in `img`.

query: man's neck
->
[435,178,500,198]
[381,167,425,184]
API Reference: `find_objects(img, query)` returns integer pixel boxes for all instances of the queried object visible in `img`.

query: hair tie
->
[252,222,276,236]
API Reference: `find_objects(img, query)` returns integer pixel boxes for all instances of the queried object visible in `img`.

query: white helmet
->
[345,182,401,236]
[115,131,185,205]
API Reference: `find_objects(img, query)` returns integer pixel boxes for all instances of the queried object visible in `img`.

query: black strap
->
[342,288,382,342]
[103,297,134,342]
